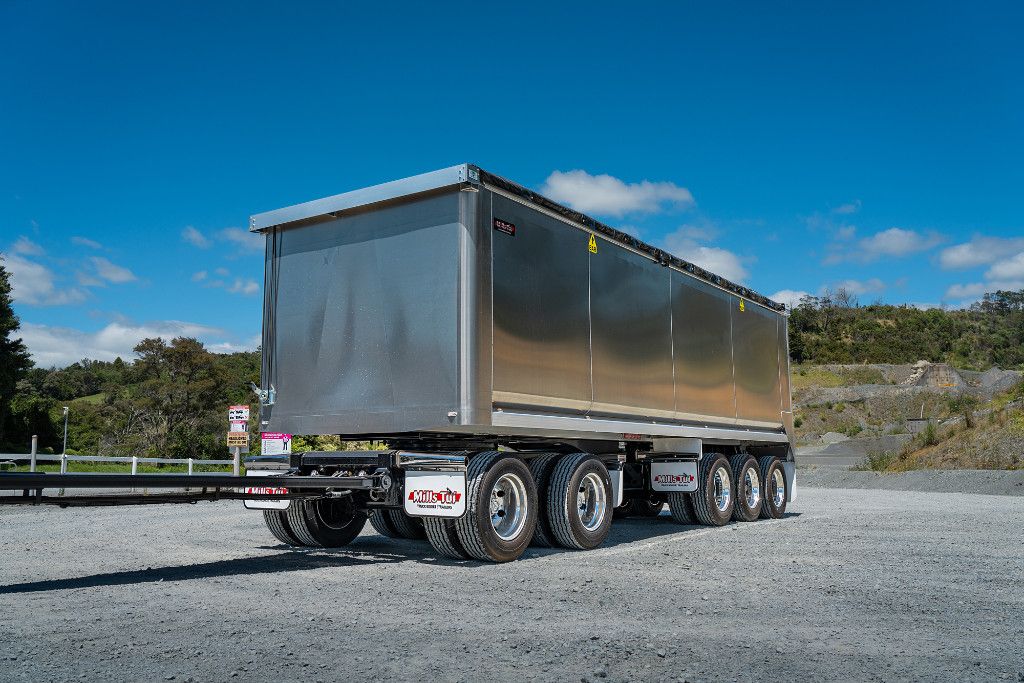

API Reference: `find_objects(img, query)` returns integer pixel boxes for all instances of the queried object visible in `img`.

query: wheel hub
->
[489,473,528,541]
[713,467,732,513]
[575,472,607,531]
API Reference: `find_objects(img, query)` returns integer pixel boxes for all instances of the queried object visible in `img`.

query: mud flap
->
[403,469,467,518]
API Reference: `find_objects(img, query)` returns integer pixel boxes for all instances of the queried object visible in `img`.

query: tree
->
[0,256,34,449]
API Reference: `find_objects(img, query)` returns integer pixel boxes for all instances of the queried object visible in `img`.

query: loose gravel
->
[1,487,1022,682]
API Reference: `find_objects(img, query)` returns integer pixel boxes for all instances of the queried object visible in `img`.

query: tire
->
[633,494,665,517]
[759,456,788,519]
[369,509,400,538]
[667,491,698,524]
[387,509,427,540]
[424,518,470,560]
[691,453,735,526]
[546,454,613,550]
[263,509,303,546]
[528,453,561,547]
[730,454,762,523]
[456,452,538,563]
[286,498,367,548]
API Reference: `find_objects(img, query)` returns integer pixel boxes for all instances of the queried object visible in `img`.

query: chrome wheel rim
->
[576,472,607,531]
[713,466,732,512]
[489,473,528,541]
[772,469,786,508]
[743,467,761,509]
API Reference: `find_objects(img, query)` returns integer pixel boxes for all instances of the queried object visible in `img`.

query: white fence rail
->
[0,452,234,475]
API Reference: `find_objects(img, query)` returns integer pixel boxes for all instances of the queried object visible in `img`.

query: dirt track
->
[1,487,1022,682]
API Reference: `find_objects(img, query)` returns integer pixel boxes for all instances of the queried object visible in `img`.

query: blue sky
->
[2,1,1022,366]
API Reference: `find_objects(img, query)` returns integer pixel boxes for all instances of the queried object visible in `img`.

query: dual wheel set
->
[263,450,788,563]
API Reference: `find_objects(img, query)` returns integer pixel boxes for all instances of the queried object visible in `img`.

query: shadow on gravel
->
[0,513,806,592]
[0,548,407,594]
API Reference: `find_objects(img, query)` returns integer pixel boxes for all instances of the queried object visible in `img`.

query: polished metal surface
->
[590,241,674,416]
[491,192,592,412]
[577,472,608,531]
[489,410,790,443]
[671,273,737,422]
[250,164,472,232]
[257,167,792,445]
[395,452,468,470]
[712,464,732,513]
[489,472,529,541]
[731,300,784,425]
[742,465,761,509]
[263,193,463,435]
[772,467,786,507]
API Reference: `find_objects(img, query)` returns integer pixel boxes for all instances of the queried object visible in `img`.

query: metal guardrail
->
[0,452,234,475]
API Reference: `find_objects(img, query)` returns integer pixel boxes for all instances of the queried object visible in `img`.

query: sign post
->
[227,405,250,476]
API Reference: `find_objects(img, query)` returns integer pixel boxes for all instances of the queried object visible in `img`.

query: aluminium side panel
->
[732,301,785,427]
[490,191,592,413]
[262,192,463,435]
[590,239,675,418]
[671,273,738,423]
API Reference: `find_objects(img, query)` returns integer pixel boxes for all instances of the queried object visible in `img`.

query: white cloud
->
[219,227,264,255]
[939,236,1024,270]
[859,228,944,258]
[824,278,886,296]
[833,201,861,215]
[985,251,1024,281]
[19,319,232,367]
[540,170,694,217]
[835,225,857,241]
[207,334,262,355]
[945,282,987,300]
[770,289,811,308]
[181,226,211,249]
[3,254,87,305]
[76,272,104,287]
[215,267,230,276]
[192,270,207,282]
[663,227,751,283]
[90,256,137,283]
[11,236,45,256]
[228,278,259,295]
[825,227,943,264]
[71,236,103,249]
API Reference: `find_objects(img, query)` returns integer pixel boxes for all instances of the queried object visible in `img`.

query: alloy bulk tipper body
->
[2,164,795,563]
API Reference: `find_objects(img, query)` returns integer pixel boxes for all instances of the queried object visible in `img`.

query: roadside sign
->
[229,420,248,433]
[261,432,292,456]
[228,405,250,421]
[227,432,249,448]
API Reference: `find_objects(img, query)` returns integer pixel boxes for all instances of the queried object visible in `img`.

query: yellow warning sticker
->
[739,299,746,312]
[588,234,598,254]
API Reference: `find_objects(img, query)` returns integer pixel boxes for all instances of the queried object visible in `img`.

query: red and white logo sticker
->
[404,470,467,518]
[650,461,699,492]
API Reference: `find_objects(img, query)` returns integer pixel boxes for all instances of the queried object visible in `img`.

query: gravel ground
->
[2,488,1023,683]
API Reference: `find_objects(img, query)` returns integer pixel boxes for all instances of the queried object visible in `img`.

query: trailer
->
[0,164,795,563]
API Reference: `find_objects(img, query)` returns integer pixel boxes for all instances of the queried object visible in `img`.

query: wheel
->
[528,453,561,547]
[546,454,613,550]
[730,454,762,522]
[369,509,400,538]
[633,494,664,517]
[691,454,734,526]
[387,509,427,540]
[285,498,367,547]
[263,509,303,546]
[667,491,698,524]
[424,518,470,559]
[456,452,538,562]
[759,456,788,519]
